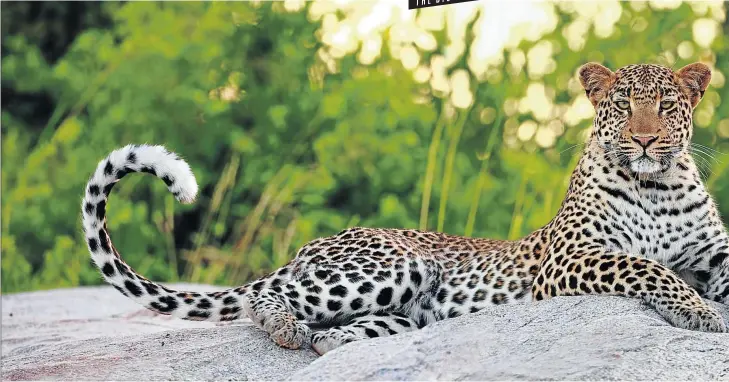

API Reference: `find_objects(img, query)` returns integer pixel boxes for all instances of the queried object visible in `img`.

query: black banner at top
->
[408,0,479,10]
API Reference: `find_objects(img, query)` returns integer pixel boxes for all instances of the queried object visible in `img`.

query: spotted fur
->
[83,62,728,355]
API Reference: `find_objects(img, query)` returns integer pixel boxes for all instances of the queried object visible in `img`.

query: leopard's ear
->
[676,62,711,108]
[578,63,616,107]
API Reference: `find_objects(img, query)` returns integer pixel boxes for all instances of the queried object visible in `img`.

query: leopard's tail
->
[82,144,247,321]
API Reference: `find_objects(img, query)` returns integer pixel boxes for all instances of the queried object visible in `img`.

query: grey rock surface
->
[292,296,729,381]
[3,286,728,381]
[1,285,317,381]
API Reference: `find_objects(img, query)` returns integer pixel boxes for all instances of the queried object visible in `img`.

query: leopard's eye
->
[660,100,676,110]
[615,100,630,111]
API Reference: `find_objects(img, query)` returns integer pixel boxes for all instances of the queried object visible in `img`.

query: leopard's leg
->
[705,251,729,304]
[239,233,444,351]
[243,289,311,349]
[532,252,727,333]
[310,312,419,355]
[698,233,729,304]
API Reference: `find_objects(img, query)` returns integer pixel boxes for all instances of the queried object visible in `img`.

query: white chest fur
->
[598,181,716,269]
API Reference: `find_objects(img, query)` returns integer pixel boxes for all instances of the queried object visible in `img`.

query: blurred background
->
[2,1,728,294]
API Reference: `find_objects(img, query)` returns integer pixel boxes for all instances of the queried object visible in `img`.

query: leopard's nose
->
[631,135,658,148]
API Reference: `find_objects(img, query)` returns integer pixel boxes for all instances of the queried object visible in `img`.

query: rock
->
[1,285,317,381]
[4,286,728,381]
[292,296,729,381]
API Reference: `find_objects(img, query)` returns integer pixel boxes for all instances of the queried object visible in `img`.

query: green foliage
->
[2,2,728,293]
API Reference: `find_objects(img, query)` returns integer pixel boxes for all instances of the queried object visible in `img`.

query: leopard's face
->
[580,62,711,175]
[599,65,692,174]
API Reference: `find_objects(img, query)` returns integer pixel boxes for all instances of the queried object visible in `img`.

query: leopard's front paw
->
[660,303,727,333]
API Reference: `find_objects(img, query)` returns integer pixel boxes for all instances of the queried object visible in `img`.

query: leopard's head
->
[579,62,711,175]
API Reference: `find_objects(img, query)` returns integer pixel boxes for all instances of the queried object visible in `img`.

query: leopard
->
[81,61,729,355]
